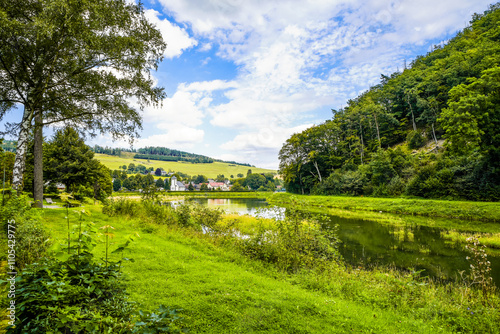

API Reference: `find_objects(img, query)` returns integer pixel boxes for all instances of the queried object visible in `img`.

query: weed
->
[465,236,496,301]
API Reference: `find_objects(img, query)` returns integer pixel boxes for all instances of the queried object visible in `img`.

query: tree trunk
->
[432,123,438,147]
[374,113,381,148]
[313,161,322,182]
[12,105,34,191]
[33,108,44,208]
[359,123,364,165]
[406,92,417,131]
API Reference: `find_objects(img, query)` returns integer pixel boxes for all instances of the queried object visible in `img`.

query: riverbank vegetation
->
[268,193,500,222]
[2,196,499,333]
[279,5,500,201]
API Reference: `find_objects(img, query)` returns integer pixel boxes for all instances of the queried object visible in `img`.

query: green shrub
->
[174,203,194,228]
[0,193,51,269]
[341,170,366,195]
[237,209,341,273]
[407,131,426,149]
[387,175,406,196]
[142,200,176,225]
[103,198,142,217]
[190,204,223,230]
[7,221,185,333]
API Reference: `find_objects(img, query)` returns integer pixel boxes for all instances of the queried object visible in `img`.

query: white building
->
[170,176,186,191]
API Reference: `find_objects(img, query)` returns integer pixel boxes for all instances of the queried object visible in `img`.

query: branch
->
[0,54,28,105]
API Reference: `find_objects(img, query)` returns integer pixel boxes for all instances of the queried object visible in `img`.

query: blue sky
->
[2,0,493,169]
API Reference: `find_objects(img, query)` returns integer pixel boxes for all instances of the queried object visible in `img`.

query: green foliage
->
[44,127,112,201]
[237,209,341,273]
[440,66,500,162]
[246,173,267,190]
[6,219,185,333]
[279,6,500,200]
[131,305,186,333]
[406,131,426,149]
[114,178,122,191]
[0,193,51,269]
[142,184,161,203]
[464,236,496,299]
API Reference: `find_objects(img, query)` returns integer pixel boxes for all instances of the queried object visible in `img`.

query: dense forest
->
[279,4,500,201]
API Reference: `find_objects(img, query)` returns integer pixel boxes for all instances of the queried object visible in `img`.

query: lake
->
[187,197,500,286]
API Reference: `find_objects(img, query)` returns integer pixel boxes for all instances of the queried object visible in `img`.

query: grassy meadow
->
[95,153,276,178]
[31,200,500,333]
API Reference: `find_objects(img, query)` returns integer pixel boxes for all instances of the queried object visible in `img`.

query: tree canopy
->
[0,0,166,205]
[44,127,112,200]
[279,4,500,201]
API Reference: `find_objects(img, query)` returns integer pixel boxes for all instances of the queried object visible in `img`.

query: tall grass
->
[37,199,500,333]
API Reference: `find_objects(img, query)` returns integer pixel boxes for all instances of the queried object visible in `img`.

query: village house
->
[207,181,229,191]
[170,176,186,191]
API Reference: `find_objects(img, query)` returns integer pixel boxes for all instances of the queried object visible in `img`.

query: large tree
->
[0,0,166,207]
[44,127,112,200]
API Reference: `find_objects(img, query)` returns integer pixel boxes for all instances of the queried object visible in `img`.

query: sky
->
[1,0,494,169]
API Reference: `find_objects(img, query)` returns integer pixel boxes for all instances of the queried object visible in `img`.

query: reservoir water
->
[188,197,500,286]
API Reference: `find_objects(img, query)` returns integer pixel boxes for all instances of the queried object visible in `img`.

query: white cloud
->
[221,124,312,151]
[135,125,204,149]
[219,124,313,169]
[199,42,213,52]
[150,0,492,168]
[144,9,198,58]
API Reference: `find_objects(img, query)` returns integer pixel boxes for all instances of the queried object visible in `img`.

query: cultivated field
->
[95,153,276,178]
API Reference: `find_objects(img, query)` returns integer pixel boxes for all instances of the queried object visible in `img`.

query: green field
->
[35,202,499,333]
[95,153,276,178]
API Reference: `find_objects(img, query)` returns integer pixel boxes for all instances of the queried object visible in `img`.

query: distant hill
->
[1,141,256,168]
[92,145,254,167]
[95,153,275,179]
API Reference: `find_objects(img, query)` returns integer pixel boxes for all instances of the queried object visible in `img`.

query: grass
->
[268,193,500,223]
[36,203,500,333]
[95,153,276,178]
[441,230,500,250]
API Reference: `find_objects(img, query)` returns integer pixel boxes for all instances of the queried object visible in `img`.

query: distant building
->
[170,176,186,191]
[161,170,167,176]
[208,181,229,191]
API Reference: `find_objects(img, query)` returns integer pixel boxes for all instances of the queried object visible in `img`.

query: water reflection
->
[188,198,270,216]
[186,197,500,286]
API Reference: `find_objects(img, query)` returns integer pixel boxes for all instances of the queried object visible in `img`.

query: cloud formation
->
[145,0,492,168]
[144,9,198,58]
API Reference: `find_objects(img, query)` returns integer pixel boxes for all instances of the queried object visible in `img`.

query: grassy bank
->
[34,201,500,333]
[268,193,500,222]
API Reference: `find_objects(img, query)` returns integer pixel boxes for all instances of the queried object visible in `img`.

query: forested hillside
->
[279,4,500,201]
[90,145,253,166]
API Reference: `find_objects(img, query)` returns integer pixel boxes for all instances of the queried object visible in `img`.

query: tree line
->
[279,4,500,201]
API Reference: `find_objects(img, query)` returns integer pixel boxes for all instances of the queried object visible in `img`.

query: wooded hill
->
[279,4,500,201]
[92,145,253,166]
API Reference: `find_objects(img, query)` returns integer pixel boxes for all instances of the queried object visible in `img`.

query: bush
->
[237,209,341,273]
[8,221,185,333]
[387,175,406,196]
[0,193,51,269]
[103,198,142,217]
[407,131,426,149]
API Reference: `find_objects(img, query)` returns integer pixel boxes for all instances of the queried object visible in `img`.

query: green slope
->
[95,153,276,178]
